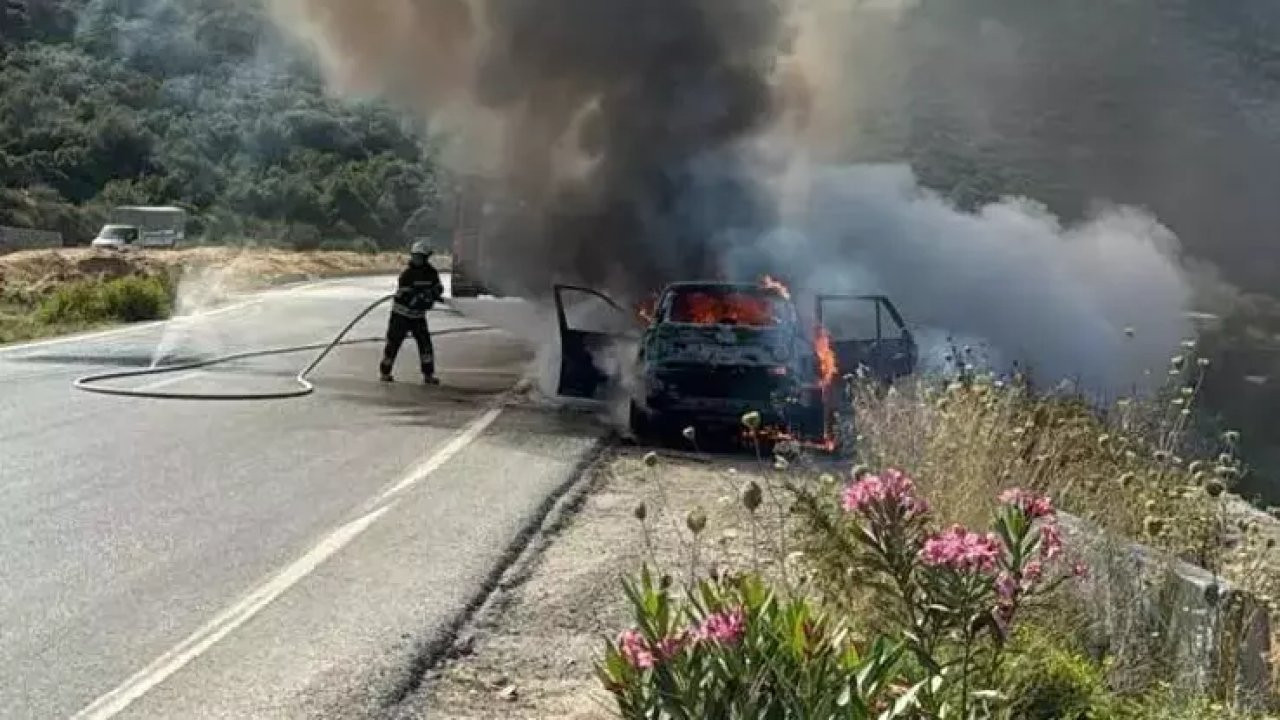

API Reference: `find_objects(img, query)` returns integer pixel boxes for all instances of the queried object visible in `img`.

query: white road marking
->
[70,506,391,720]
[70,405,503,720]
[371,406,503,506]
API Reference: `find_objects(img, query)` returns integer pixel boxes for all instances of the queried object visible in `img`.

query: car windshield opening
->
[666,288,789,327]
[99,227,136,240]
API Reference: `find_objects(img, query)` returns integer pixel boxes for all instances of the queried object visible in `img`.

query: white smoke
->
[756,162,1191,392]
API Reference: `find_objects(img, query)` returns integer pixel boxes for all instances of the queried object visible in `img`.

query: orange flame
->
[760,275,791,300]
[741,425,837,453]
[815,326,837,388]
[636,294,657,325]
[670,291,778,326]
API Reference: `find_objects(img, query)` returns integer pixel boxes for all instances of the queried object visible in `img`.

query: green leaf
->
[879,678,927,720]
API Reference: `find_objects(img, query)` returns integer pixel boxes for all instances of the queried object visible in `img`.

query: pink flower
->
[920,525,1002,573]
[842,468,929,517]
[998,488,1056,519]
[1072,561,1090,579]
[697,608,746,645]
[995,571,1018,601]
[618,628,655,669]
[656,629,690,659]
[1022,560,1044,585]
[1039,522,1063,560]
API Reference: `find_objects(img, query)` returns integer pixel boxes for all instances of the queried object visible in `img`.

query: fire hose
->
[73,294,487,401]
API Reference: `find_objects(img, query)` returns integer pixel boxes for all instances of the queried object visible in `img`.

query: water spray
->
[73,294,487,401]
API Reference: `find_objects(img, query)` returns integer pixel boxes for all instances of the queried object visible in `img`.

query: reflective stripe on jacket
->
[392,265,443,319]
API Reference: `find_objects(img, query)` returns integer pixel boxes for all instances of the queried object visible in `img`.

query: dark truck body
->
[554,281,918,443]
[447,176,493,298]
[445,175,531,299]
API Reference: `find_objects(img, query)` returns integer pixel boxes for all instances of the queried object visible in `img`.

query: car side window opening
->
[823,299,908,342]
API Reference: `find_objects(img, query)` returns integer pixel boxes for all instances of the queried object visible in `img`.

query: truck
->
[446,176,504,298]
[90,206,187,250]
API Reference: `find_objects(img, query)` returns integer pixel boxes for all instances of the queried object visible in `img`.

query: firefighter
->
[380,240,445,384]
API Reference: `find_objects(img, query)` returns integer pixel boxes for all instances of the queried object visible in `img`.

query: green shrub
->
[1000,627,1129,720]
[100,275,171,321]
[36,281,109,324]
[36,275,172,325]
[598,568,918,719]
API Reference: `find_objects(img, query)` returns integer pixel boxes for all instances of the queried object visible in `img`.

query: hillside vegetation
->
[0,0,442,248]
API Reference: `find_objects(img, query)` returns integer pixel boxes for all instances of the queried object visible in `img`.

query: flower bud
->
[1143,516,1165,537]
[1205,480,1225,498]
[741,481,763,512]
[633,502,648,521]
[642,451,658,467]
[686,508,707,535]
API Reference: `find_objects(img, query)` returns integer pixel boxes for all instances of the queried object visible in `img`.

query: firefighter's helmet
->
[410,239,434,257]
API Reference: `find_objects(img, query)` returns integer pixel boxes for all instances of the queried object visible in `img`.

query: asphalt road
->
[0,276,604,719]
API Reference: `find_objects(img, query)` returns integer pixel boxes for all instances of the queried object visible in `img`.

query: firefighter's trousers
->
[381,312,435,378]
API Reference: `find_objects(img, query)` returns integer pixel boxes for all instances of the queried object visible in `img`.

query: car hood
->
[648,324,796,367]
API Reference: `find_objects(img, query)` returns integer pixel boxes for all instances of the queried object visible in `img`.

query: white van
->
[90,224,141,250]
[91,206,187,250]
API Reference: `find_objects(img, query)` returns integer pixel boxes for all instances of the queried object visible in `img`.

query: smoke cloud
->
[268,0,1194,393]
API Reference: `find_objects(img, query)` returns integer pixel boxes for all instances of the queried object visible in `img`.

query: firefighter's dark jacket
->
[392,263,444,319]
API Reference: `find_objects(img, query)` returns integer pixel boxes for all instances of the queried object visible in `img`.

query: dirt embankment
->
[0,247,442,298]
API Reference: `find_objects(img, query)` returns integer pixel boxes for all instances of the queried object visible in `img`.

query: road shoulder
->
[394,447,784,719]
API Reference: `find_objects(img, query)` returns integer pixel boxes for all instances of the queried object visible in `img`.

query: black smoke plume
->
[270,0,1194,393]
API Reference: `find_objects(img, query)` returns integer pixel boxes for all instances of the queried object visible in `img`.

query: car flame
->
[760,275,790,300]
[815,326,837,388]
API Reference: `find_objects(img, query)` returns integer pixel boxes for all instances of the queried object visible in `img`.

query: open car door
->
[816,295,917,381]
[554,284,637,400]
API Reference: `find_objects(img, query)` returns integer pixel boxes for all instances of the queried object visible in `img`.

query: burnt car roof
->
[661,280,789,293]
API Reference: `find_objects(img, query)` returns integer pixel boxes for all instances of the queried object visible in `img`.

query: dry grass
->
[0,246,417,294]
[846,371,1231,568]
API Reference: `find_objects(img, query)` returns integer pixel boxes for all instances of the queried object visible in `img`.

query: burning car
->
[554,279,918,446]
